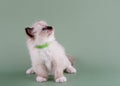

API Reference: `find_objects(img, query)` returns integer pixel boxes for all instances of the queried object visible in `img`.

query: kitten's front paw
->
[26,68,35,74]
[66,66,77,74]
[55,76,67,83]
[36,76,47,82]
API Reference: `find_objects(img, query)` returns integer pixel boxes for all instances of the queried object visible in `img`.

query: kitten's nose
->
[46,26,53,30]
[42,26,53,31]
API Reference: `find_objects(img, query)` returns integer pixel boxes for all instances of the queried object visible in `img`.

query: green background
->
[0,0,120,86]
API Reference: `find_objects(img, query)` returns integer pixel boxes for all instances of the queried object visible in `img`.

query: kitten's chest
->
[30,46,54,66]
[38,49,53,72]
[39,49,52,60]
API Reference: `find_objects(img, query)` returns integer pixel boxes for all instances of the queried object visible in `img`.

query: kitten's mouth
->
[47,29,54,36]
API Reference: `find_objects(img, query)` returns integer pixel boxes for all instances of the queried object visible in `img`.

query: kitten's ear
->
[25,27,34,38]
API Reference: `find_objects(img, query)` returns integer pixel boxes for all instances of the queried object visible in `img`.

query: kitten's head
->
[25,21,55,43]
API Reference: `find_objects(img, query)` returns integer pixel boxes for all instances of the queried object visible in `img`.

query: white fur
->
[55,76,67,83]
[36,76,47,82]
[26,67,35,74]
[26,21,76,83]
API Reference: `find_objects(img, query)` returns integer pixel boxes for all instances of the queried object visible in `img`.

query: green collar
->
[35,42,50,49]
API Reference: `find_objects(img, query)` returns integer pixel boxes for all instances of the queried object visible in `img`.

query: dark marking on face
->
[47,26,53,30]
[42,26,53,31]
[25,27,34,38]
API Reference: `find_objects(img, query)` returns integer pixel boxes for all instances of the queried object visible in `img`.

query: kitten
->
[25,21,76,83]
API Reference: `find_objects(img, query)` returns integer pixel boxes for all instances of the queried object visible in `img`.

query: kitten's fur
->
[25,21,76,83]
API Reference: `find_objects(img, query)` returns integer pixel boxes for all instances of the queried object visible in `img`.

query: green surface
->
[0,0,120,86]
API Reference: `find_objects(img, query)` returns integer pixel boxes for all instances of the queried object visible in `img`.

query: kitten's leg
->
[26,67,35,74]
[54,66,67,83]
[35,64,48,82]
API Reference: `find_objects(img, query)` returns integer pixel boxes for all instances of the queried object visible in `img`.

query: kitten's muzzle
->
[42,26,53,31]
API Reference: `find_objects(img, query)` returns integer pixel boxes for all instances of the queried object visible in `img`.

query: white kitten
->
[25,21,76,83]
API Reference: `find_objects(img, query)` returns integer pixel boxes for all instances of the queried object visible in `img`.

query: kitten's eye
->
[42,28,46,31]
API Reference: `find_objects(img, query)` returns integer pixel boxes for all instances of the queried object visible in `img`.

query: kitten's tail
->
[67,55,75,66]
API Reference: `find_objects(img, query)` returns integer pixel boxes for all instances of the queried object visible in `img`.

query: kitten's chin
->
[48,30,54,36]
